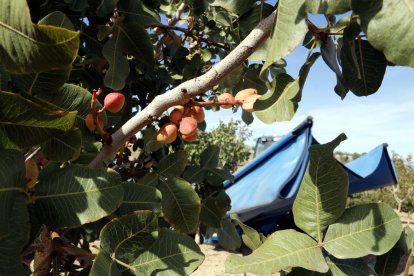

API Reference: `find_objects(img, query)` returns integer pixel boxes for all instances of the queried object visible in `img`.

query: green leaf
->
[0,149,29,275]
[116,22,155,70]
[34,165,123,228]
[102,33,130,91]
[118,0,161,26]
[102,21,155,90]
[375,241,404,276]
[139,171,159,186]
[399,226,414,254]
[340,39,387,96]
[118,182,162,215]
[255,53,319,123]
[157,176,201,233]
[351,0,414,66]
[238,3,274,39]
[201,145,220,167]
[38,83,107,130]
[218,219,242,251]
[230,213,262,251]
[39,11,76,31]
[306,0,350,14]
[293,133,348,241]
[321,38,349,99]
[225,229,328,274]
[129,228,204,275]
[158,150,188,177]
[200,191,231,228]
[208,0,257,16]
[0,194,29,276]
[183,146,224,184]
[254,73,300,123]
[99,211,158,263]
[323,203,402,258]
[97,0,120,17]
[89,252,121,276]
[0,91,77,150]
[261,0,308,76]
[41,128,82,161]
[326,256,370,276]
[10,11,74,95]
[0,0,79,74]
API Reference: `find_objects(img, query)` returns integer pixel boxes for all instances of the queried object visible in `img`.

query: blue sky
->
[205,45,414,155]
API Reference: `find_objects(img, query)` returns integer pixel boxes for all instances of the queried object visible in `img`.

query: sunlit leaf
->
[324,203,402,258]
[261,0,307,77]
[157,176,201,233]
[0,91,77,150]
[118,182,162,215]
[0,0,79,74]
[352,0,414,66]
[293,134,348,241]
[34,165,123,228]
[306,0,350,14]
[225,229,328,274]
[129,228,204,275]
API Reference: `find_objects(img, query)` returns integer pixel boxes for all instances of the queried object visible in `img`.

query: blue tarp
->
[224,117,398,232]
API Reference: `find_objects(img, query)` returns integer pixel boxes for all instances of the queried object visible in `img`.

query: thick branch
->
[88,11,276,168]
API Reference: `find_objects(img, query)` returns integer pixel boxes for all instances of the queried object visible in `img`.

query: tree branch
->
[88,11,276,168]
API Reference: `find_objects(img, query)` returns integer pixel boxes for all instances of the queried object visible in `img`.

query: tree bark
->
[89,11,277,168]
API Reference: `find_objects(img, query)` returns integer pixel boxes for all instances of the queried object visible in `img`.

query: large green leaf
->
[33,165,123,228]
[91,211,158,275]
[118,182,162,215]
[326,256,370,276]
[230,214,262,251]
[293,134,348,241]
[0,194,29,276]
[208,0,257,16]
[255,53,319,123]
[351,0,414,67]
[38,83,107,128]
[323,203,402,258]
[218,219,242,251]
[103,22,154,90]
[254,73,299,123]
[157,176,201,233]
[41,128,82,161]
[200,191,231,228]
[96,0,119,17]
[261,0,308,76]
[158,150,188,177]
[306,0,350,14]
[102,32,130,91]
[100,211,158,263]
[0,91,77,150]
[340,39,387,96]
[129,228,204,275]
[11,11,74,95]
[0,149,29,275]
[225,229,328,274]
[0,0,79,74]
[238,3,274,39]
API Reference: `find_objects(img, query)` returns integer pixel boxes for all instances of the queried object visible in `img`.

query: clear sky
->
[205,42,414,156]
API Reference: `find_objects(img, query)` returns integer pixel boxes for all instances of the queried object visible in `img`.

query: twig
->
[88,11,277,168]
[149,24,229,50]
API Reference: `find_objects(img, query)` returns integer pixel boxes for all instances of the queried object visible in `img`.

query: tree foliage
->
[0,0,413,275]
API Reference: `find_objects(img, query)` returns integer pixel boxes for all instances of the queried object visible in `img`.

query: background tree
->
[185,120,252,171]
